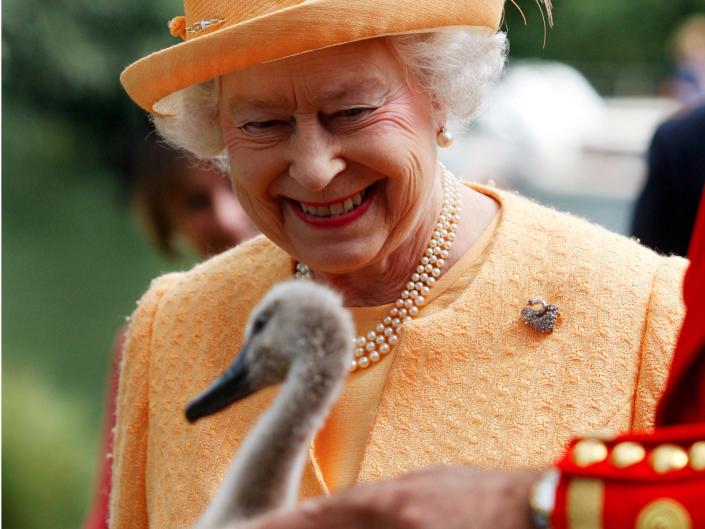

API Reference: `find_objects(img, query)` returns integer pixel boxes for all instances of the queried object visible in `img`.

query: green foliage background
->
[3,0,703,527]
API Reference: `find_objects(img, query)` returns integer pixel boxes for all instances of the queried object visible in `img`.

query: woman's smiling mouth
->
[289,183,377,227]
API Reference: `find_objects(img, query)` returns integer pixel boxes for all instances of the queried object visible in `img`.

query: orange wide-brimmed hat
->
[121,0,510,114]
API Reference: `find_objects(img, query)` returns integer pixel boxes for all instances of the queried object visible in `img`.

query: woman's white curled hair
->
[389,29,507,122]
[152,29,508,162]
[150,80,224,161]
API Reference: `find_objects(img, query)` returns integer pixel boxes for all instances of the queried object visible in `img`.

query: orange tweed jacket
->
[110,187,686,529]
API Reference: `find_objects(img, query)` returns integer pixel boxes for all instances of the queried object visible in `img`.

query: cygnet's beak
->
[185,352,255,423]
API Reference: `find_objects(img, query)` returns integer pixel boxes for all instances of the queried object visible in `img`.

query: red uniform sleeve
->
[656,195,705,427]
[552,425,705,529]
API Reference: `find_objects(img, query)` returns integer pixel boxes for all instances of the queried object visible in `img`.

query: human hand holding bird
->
[234,466,540,529]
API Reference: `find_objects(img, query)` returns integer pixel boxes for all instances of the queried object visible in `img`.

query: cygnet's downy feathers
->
[186,280,354,422]
[185,280,355,528]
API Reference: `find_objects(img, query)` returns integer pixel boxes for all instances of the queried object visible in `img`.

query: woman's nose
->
[288,119,346,192]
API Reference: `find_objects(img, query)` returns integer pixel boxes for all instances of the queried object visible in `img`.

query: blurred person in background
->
[662,14,705,106]
[82,134,258,529]
[128,131,259,258]
[634,14,705,258]
[632,102,705,256]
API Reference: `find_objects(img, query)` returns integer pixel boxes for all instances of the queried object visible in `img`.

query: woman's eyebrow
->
[228,98,292,116]
[315,76,388,103]
[227,76,388,115]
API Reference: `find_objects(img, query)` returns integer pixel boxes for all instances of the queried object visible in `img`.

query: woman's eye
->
[241,120,287,133]
[336,107,371,119]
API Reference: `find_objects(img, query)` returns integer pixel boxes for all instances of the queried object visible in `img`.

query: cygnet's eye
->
[252,314,269,334]
[250,301,279,335]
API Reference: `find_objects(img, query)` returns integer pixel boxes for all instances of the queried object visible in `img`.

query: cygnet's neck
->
[195,360,345,528]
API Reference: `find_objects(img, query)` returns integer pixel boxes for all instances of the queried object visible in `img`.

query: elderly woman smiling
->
[218,38,499,308]
[111,2,686,528]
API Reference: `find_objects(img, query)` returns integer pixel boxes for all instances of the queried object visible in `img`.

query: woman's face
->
[168,164,259,257]
[218,38,441,274]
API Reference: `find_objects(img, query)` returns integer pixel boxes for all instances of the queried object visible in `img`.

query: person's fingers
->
[227,466,540,529]
[234,485,390,529]
[235,499,352,529]
[235,508,311,529]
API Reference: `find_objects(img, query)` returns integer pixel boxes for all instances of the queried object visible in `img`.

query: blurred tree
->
[2,0,177,161]
[3,368,96,529]
[3,4,182,529]
[504,0,705,93]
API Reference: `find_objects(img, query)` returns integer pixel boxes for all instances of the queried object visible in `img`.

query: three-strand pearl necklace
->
[295,165,462,372]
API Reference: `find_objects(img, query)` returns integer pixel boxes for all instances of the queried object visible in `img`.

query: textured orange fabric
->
[119,0,504,113]
[109,186,686,529]
[314,208,501,491]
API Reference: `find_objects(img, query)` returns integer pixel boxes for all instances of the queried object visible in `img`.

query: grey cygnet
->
[185,279,355,529]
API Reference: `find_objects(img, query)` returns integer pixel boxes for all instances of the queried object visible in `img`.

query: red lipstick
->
[289,185,376,228]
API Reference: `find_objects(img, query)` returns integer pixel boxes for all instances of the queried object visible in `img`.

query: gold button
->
[636,499,692,529]
[690,441,705,471]
[650,444,689,474]
[610,441,646,468]
[572,439,608,467]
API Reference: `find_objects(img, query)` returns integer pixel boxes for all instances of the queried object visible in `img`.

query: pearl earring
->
[436,127,453,148]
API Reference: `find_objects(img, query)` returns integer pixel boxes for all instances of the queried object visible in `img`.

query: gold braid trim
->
[567,478,604,529]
